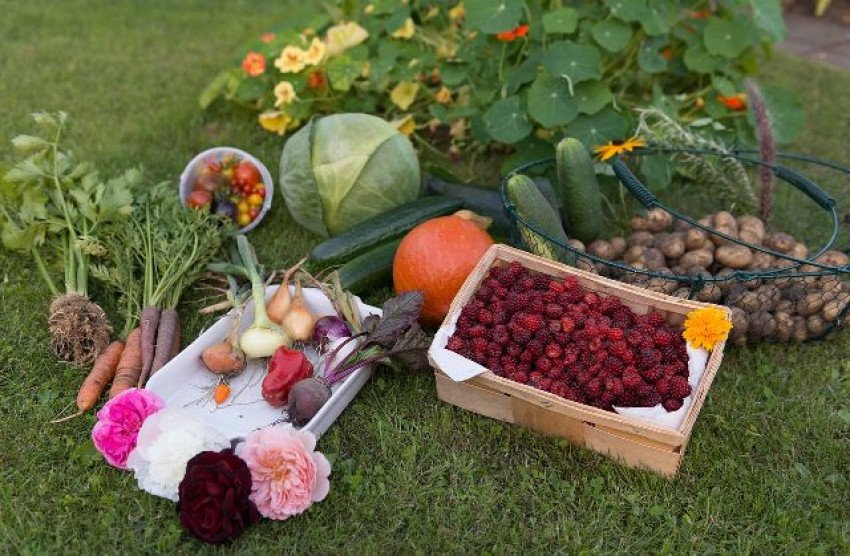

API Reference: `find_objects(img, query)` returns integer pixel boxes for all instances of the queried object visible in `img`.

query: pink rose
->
[92,388,164,469]
[236,426,330,520]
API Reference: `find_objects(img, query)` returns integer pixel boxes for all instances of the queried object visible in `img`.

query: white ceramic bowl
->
[178,146,273,233]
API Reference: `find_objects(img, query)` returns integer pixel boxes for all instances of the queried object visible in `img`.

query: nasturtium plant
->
[201,0,798,166]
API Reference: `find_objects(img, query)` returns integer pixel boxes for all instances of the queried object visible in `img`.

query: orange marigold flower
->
[261,33,276,43]
[682,307,732,350]
[593,136,647,162]
[717,93,747,111]
[241,52,266,77]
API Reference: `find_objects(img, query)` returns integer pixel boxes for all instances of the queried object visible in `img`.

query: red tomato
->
[254,183,266,196]
[206,160,222,173]
[249,207,260,219]
[233,161,261,187]
[186,190,213,209]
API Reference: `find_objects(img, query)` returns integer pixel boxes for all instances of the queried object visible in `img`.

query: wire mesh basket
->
[501,146,850,344]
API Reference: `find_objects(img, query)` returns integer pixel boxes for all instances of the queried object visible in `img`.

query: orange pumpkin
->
[393,215,494,325]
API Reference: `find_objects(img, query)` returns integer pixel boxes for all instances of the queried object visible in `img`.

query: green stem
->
[237,235,273,329]
[497,42,507,84]
[31,247,59,297]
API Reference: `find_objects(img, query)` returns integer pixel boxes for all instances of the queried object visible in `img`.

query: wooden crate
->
[428,245,728,476]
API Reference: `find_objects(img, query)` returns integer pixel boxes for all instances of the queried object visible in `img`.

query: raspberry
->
[470,337,488,352]
[560,316,576,333]
[492,310,509,325]
[654,378,671,397]
[561,350,578,366]
[519,313,543,332]
[467,325,487,338]
[576,370,593,386]
[477,309,494,326]
[546,367,564,380]
[622,370,644,391]
[456,315,471,329]
[492,325,510,345]
[516,362,530,374]
[605,356,624,375]
[643,391,662,407]
[548,320,562,334]
[488,266,505,281]
[641,366,663,383]
[535,356,552,373]
[640,348,663,367]
[446,336,465,352]
[585,378,603,399]
[504,261,524,279]
[529,371,544,383]
[474,284,493,301]
[551,382,569,397]
[669,376,691,398]
[503,362,517,375]
[506,343,522,357]
[604,377,625,397]
[519,351,534,363]
[492,285,508,299]
[533,274,551,290]
[545,343,562,359]
[487,358,501,372]
[529,297,545,314]
[512,372,529,384]
[652,329,674,347]
[663,398,684,412]
[537,377,554,391]
[646,311,665,327]
[584,292,600,306]
[625,330,643,347]
[606,328,624,341]
[512,328,533,345]
[554,332,571,347]
[486,342,503,357]
[527,340,544,357]
[519,277,536,290]
[548,280,566,293]
[544,303,563,319]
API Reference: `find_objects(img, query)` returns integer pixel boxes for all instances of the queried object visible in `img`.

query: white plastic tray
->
[146,286,380,441]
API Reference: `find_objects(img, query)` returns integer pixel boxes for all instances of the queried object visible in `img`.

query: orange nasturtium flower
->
[261,33,276,43]
[496,24,529,42]
[717,93,747,111]
[690,8,712,19]
[682,307,732,350]
[241,52,267,77]
[593,136,647,161]
[661,47,673,60]
[307,70,326,90]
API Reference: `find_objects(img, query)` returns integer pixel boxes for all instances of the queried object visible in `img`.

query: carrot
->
[214,381,231,405]
[169,313,181,360]
[110,327,142,399]
[138,305,161,387]
[51,340,125,423]
[148,308,179,381]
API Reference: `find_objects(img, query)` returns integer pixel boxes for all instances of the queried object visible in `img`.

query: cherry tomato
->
[247,193,263,206]
[237,213,251,227]
[249,207,259,220]
[233,161,261,188]
[237,200,249,214]
[223,167,234,180]
[254,183,266,196]
[194,173,227,193]
[206,160,222,173]
[186,190,213,209]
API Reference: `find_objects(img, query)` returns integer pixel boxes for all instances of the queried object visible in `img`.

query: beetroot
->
[287,377,332,426]
[262,346,312,407]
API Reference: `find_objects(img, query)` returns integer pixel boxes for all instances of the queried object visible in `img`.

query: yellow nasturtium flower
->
[258,111,293,135]
[391,18,416,39]
[390,81,419,111]
[274,81,297,107]
[303,37,325,66]
[274,46,307,73]
[325,21,369,57]
[392,114,416,136]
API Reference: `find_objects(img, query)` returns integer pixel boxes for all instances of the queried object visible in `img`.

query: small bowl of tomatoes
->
[179,147,273,233]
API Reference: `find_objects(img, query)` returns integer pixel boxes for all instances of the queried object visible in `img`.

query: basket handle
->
[773,165,836,210]
[612,158,659,209]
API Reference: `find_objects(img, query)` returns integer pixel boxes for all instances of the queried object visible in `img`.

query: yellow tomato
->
[237,213,251,227]
[247,193,263,206]
[237,200,249,213]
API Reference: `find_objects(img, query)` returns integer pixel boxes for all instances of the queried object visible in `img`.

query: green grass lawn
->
[1,1,849,552]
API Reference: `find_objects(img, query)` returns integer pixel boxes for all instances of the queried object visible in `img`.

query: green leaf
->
[233,76,266,103]
[684,43,719,73]
[544,41,602,89]
[505,50,543,94]
[20,188,48,221]
[574,81,613,115]
[638,36,668,73]
[591,19,632,53]
[566,109,629,148]
[542,8,579,34]
[749,85,804,145]
[11,134,49,153]
[639,155,672,191]
[482,95,532,144]
[441,63,468,87]
[326,55,362,92]
[750,0,785,42]
[527,70,578,127]
[465,0,523,33]
[712,75,737,96]
[704,18,752,58]
[604,0,647,23]
[199,70,232,109]
[638,2,675,36]
[4,159,44,183]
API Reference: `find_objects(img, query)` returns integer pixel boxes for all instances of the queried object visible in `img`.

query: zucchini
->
[310,196,462,268]
[505,174,574,265]
[337,239,401,293]
[554,138,602,243]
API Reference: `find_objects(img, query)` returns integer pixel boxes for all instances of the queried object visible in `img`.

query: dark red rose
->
[177,449,260,545]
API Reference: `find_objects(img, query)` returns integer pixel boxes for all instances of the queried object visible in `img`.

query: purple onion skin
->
[288,378,332,426]
[312,316,351,344]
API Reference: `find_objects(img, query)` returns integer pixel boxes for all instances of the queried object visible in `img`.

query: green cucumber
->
[310,196,462,268]
[337,239,401,293]
[505,174,574,265]
[555,138,602,243]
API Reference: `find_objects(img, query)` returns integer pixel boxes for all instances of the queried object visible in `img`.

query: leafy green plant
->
[201,0,797,166]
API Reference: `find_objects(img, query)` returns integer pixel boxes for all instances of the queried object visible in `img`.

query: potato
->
[816,249,850,267]
[679,249,713,268]
[748,311,777,339]
[646,208,673,232]
[702,240,716,254]
[684,228,708,251]
[697,215,714,228]
[629,215,650,231]
[736,215,765,242]
[776,299,793,314]
[713,211,738,232]
[567,239,586,253]
[672,287,691,299]
[724,284,748,307]
[609,237,627,259]
[822,292,850,321]
[791,316,808,342]
[587,239,613,260]
[789,243,809,260]
[624,245,647,264]
[646,276,679,295]
[643,247,667,270]
[736,291,764,313]
[715,244,754,269]
[806,314,826,337]
[627,231,654,247]
[764,232,795,253]
[729,307,749,346]
[674,220,692,232]
[710,225,738,247]
[697,284,722,303]
[774,311,793,342]
[656,233,684,260]
[670,265,688,276]
[795,292,825,317]
[577,259,597,273]
[755,284,781,308]
[747,251,775,271]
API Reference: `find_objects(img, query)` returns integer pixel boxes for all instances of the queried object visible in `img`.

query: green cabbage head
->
[279,113,421,237]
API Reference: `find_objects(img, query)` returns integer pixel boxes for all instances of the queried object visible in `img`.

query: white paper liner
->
[428,315,710,430]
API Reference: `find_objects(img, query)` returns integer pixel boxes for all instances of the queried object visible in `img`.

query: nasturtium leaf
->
[684,43,719,73]
[566,108,629,148]
[499,136,555,175]
[390,81,420,110]
[544,41,602,89]
[326,55,363,92]
[638,36,668,73]
[199,70,233,109]
[383,6,410,34]
[574,81,613,115]
[591,19,632,52]
[639,155,672,191]
[482,95,532,144]
[527,70,578,127]
[465,0,523,34]
[233,77,266,103]
[638,2,675,36]
[604,0,647,23]
[703,18,752,58]
[505,51,543,94]
[749,85,804,145]
[750,0,785,42]
[429,104,448,121]
[441,63,468,87]
[542,8,579,34]
[711,74,737,97]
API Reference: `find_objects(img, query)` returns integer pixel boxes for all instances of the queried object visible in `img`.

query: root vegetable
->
[822,292,850,321]
[698,215,714,227]
[646,208,672,232]
[202,308,246,375]
[755,285,781,308]
[281,280,318,342]
[52,340,125,423]
[776,299,793,314]
[642,248,667,270]
[806,314,825,337]
[736,291,763,313]
[713,211,738,232]
[109,328,142,398]
[791,316,808,341]
[287,377,332,426]
[148,308,179,380]
[629,216,650,231]
[715,245,754,269]
[567,239,586,253]
[48,293,113,367]
[139,306,161,386]
[587,240,614,260]
[736,215,765,242]
[658,234,685,260]
[795,293,825,317]
[774,311,793,341]
[684,228,708,251]
[627,231,654,247]
[790,243,809,260]
[748,311,776,339]
[679,249,713,268]
[646,276,678,294]
[624,245,647,264]
[764,232,795,253]
[609,237,627,258]
[747,251,775,271]
[728,307,748,345]
[816,250,850,267]
[671,288,690,299]
[267,258,305,324]
[697,284,722,303]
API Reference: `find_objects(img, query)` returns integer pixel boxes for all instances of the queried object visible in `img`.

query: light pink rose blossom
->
[236,426,330,520]
[91,388,164,469]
